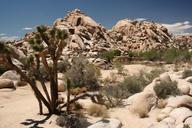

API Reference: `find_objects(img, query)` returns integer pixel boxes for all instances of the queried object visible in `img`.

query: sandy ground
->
[0,64,160,128]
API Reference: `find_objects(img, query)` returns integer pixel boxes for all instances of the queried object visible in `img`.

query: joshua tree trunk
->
[50,58,59,114]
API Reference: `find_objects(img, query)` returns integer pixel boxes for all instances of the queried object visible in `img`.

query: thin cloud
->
[23,27,33,31]
[135,18,147,21]
[162,21,192,35]
[0,36,19,41]
[0,33,6,36]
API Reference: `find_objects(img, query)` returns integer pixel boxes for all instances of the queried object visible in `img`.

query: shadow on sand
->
[20,114,51,128]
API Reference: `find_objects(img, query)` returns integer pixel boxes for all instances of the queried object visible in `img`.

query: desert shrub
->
[140,49,162,61]
[125,50,139,57]
[100,49,121,62]
[66,57,100,90]
[182,69,192,79]
[57,60,71,73]
[143,68,165,85]
[101,69,164,108]
[56,114,87,128]
[153,80,179,99]
[114,61,124,74]
[87,104,109,118]
[183,124,190,128]
[101,85,127,107]
[162,48,178,64]
[162,48,192,64]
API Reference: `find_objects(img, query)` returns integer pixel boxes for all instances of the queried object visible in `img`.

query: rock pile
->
[174,35,192,49]
[124,69,192,128]
[109,19,173,52]
[53,9,112,59]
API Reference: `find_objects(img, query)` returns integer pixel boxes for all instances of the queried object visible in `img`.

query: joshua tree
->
[0,25,68,114]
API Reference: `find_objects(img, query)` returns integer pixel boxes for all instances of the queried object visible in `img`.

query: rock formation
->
[108,19,173,52]
[174,34,192,49]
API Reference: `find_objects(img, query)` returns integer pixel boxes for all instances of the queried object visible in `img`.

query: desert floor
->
[0,64,163,128]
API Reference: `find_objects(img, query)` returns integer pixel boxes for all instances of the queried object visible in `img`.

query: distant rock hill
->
[53,9,112,59]
[12,9,192,65]
[173,35,192,49]
[109,19,173,52]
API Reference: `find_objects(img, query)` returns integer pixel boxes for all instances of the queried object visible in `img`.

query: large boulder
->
[166,95,192,108]
[176,79,191,95]
[169,107,192,125]
[87,118,122,128]
[0,70,22,87]
[0,79,15,89]
[126,92,157,117]
[159,73,172,83]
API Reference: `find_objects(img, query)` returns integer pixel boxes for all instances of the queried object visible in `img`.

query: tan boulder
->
[166,95,192,108]
[58,80,65,92]
[169,107,192,125]
[176,79,191,95]
[0,79,15,89]
[126,92,157,118]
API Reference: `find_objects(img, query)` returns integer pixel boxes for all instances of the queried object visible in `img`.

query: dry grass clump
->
[87,104,109,118]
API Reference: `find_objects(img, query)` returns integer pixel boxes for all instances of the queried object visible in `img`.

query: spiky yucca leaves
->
[29,25,68,53]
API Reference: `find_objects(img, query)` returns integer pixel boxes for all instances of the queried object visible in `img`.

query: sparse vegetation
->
[124,48,192,64]
[100,49,121,62]
[140,49,162,61]
[153,80,179,99]
[66,56,100,91]
[87,104,109,118]
[101,69,164,108]
[56,114,87,128]
[114,61,124,74]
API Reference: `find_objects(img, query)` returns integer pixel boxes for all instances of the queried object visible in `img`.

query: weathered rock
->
[109,19,173,52]
[176,79,191,95]
[87,118,122,128]
[0,70,22,87]
[159,73,172,83]
[0,70,20,81]
[58,80,65,92]
[169,107,192,125]
[166,95,192,108]
[149,122,173,128]
[162,117,176,125]
[0,79,15,89]
[126,92,157,118]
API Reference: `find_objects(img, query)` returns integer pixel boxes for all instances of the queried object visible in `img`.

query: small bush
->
[114,61,124,74]
[56,114,87,128]
[182,69,192,79]
[140,49,162,61]
[66,57,100,90]
[100,49,121,62]
[87,104,109,118]
[153,80,179,99]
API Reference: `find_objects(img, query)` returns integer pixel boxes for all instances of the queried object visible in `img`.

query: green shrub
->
[87,104,109,118]
[56,114,87,128]
[153,80,179,99]
[66,57,100,90]
[162,48,192,64]
[125,50,139,57]
[140,49,162,61]
[100,49,121,62]
[114,61,124,74]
